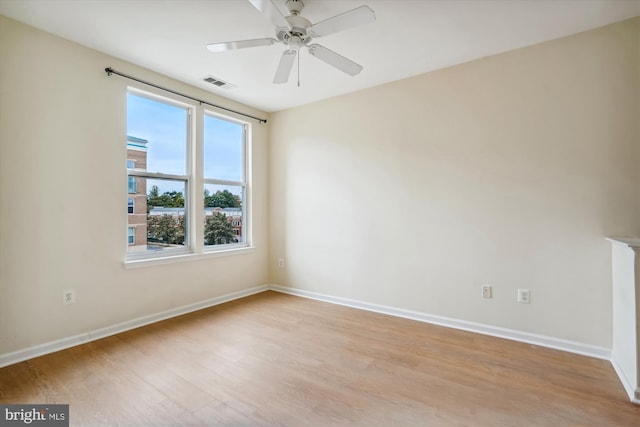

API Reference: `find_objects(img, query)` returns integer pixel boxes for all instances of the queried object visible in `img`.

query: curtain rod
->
[104,67,267,124]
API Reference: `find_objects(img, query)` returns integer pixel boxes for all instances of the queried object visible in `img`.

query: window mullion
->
[191,105,204,253]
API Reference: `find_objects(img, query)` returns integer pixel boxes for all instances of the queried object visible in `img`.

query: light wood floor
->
[1,291,638,426]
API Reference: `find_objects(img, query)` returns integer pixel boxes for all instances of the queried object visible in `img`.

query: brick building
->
[127,136,148,250]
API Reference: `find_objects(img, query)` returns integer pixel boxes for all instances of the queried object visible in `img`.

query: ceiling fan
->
[207,0,376,84]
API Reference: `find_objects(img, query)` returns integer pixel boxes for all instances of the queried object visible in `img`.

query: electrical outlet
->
[278,258,285,268]
[517,288,530,304]
[63,289,76,304]
[481,285,492,299]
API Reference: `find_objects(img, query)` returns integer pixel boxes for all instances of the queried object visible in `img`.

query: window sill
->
[124,246,255,269]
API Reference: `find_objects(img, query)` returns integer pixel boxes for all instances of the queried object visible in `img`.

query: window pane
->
[204,184,243,246]
[127,178,187,254]
[204,115,243,181]
[127,93,187,175]
[147,179,186,249]
[128,176,137,193]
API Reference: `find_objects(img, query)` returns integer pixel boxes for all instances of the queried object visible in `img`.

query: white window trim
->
[125,86,252,265]
[124,246,255,269]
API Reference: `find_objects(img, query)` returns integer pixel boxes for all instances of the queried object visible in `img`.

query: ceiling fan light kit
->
[206,0,376,84]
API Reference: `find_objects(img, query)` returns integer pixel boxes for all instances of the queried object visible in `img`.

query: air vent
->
[203,76,236,89]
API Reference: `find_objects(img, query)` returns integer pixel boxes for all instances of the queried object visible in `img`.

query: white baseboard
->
[269,285,612,360]
[0,285,269,368]
[610,354,640,404]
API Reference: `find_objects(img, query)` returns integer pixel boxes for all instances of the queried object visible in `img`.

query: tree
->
[149,185,160,199]
[148,189,184,212]
[204,189,241,208]
[147,214,184,245]
[204,212,237,245]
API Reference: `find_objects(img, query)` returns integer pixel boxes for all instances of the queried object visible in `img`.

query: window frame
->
[125,86,252,266]
[127,227,135,245]
[127,176,137,194]
[203,110,249,251]
[126,88,192,261]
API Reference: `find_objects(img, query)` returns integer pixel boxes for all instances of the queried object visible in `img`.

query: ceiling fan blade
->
[273,50,297,84]
[248,0,289,29]
[307,44,363,76]
[308,6,376,38]
[207,38,277,53]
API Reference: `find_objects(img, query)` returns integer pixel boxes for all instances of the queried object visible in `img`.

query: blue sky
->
[127,92,243,195]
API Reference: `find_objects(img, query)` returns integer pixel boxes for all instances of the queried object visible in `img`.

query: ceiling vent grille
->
[203,76,235,89]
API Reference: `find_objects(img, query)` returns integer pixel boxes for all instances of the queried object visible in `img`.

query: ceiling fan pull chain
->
[297,49,301,87]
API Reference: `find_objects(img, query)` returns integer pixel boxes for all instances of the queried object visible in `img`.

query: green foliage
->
[147,214,184,245]
[204,212,237,245]
[204,189,241,208]
[147,187,184,213]
[149,185,160,199]
[147,188,239,211]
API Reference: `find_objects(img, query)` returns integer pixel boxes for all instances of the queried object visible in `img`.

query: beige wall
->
[0,16,270,355]
[269,18,640,347]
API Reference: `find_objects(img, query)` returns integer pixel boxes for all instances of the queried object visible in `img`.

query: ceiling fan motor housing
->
[277,8,312,46]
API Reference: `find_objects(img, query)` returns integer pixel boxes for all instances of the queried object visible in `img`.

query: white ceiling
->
[1,0,638,112]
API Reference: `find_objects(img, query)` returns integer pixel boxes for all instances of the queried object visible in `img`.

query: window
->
[126,88,250,261]
[127,91,189,258]
[203,113,246,248]
[128,176,137,193]
[128,227,135,245]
